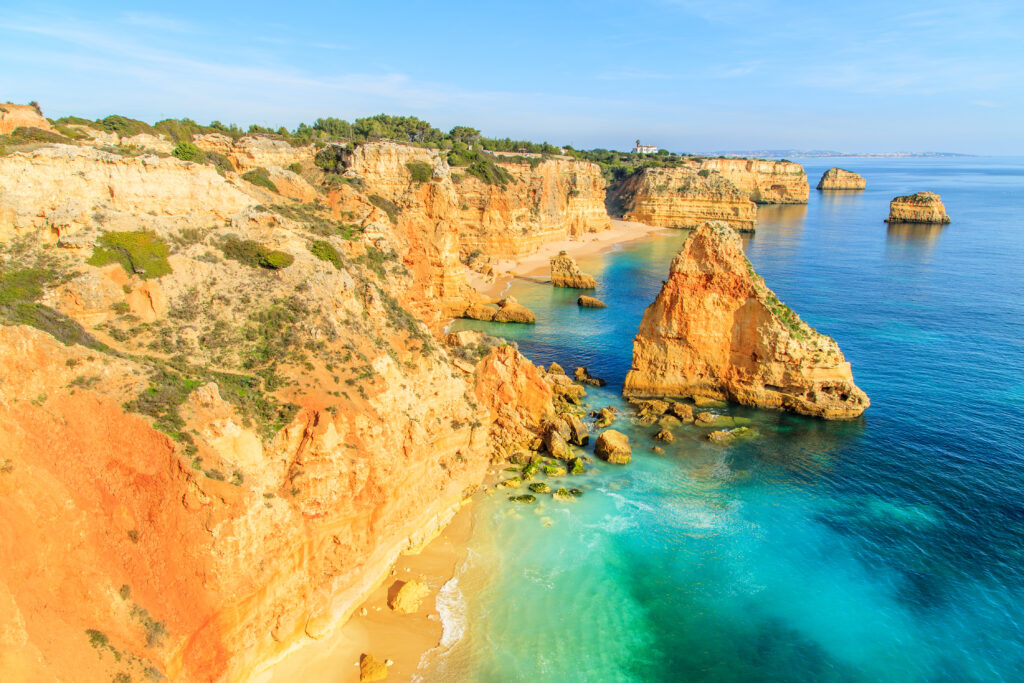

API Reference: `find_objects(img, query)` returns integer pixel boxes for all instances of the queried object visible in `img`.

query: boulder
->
[577,295,607,308]
[544,464,567,477]
[654,428,674,443]
[529,482,551,493]
[885,192,950,224]
[560,412,590,446]
[550,252,597,288]
[668,402,694,422]
[493,296,536,324]
[573,366,606,387]
[387,580,430,614]
[360,654,389,681]
[543,429,572,460]
[569,457,585,475]
[595,430,631,464]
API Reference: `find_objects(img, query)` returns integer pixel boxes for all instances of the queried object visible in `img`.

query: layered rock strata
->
[885,192,950,224]
[816,168,865,190]
[688,158,809,204]
[623,222,869,419]
[619,167,757,231]
[550,252,597,288]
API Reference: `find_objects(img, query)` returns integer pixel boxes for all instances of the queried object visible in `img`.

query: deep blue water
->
[429,158,1024,682]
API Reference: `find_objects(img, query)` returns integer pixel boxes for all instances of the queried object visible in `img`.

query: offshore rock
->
[577,295,607,308]
[620,166,757,231]
[595,430,631,464]
[623,222,869,419]
[885,192,951,224]
[550,252,597,288]
[492,296,536,324]
[573,366,606,387]
[816,168,865,190]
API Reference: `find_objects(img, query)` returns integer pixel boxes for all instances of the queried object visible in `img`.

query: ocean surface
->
[431,158,1024,682]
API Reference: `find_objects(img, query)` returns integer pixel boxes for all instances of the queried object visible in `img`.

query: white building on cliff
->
[633,140,658,154]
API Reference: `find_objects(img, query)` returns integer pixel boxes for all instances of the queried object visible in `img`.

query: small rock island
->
[622,222,869,419]
[550,252,597,288]
[816,168,865,190]
[885,191,951,224]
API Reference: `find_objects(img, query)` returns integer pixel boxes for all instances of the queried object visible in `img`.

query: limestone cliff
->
[0,133,573,682]
[618,166,757,232]
[623,222,868,419]
[885,191,950,224]
[688,158,809,204]
[816,168,865,190]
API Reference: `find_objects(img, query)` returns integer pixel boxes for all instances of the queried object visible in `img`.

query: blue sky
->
[1,1,1022,154]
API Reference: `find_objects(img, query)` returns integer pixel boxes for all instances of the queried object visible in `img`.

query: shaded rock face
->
[619,167,757,232]
[817,168,865,190]
[623,223,869,419]
[885,192,950,224]
[688,158,809,204]
[550,252,597,288]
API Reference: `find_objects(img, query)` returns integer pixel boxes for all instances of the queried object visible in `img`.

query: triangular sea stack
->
[623,222,869,419]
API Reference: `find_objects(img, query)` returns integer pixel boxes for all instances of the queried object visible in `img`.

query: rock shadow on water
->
[885,222,945,258]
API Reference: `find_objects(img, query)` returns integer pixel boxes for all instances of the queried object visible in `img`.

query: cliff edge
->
[623,222,869,419]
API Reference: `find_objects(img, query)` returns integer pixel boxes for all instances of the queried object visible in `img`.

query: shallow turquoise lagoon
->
[429,158,1024,682]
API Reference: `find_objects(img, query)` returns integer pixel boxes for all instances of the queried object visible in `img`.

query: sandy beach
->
[467,219,673,298]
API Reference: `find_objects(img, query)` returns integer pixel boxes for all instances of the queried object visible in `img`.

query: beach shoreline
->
[467,219,674,298]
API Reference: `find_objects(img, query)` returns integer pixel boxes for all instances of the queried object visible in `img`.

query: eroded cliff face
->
[0,103,52,135]
[623,222,868,419]
[0,136,571,682]
[688,158,809,204]
[618,166,757,231]
[885,191,950,224]
[817,168,865,190]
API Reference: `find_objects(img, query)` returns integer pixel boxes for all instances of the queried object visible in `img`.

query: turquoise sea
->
[432,158,1024,682]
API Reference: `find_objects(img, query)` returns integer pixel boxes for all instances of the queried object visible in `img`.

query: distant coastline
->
[710,150,976,159]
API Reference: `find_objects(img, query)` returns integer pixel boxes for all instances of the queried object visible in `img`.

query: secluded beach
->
[468,219,673,297]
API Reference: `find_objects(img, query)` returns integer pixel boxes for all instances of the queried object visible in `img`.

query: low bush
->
[310,240,343,269]
[367,194,400,224]
[87,231,172,279]
[220,237,294,270]
[288,162,303,174]
[406,161,433,183]
[466,159,513,186]
[241,167,278,193]
[11,126,66,144]
[172,141,203,162]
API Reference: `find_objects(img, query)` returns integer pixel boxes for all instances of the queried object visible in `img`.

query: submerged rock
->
[509,494,537,504]
[707,426,757,444]
[574,366,607,387]
[499,477,522,488]
[885,191,950,224]
[817,168,865,190]
[595,430,632,464]
[552,487,577,502]
[529,482,551,493]
[569,457,586,474]
[550,251,597,288]
[623,222,869,419]
[577,295,607,308]
[594,406,617,428]
[544,464,567,477]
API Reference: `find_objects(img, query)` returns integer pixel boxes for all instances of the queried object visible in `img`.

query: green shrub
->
[241,167,277,192]
[466,160,513,186]
[10,126,66,144]
[288,162,302,174]
[314,145,345,172]
[203,151,233,175]
[100,115,155,137]
[406,161,433,183]
[310,240,343,269]
[220,237,293,270]
[697,168,711,178]
[172,141,203,162]
[367,194,400,224]
[0,266,106,349]
[87,231,172,279]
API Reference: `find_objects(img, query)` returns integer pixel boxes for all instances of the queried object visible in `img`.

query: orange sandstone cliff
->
[688,158,809,204]
[0,126,595,681]
[623,222,868,419]
[618,166,757,231]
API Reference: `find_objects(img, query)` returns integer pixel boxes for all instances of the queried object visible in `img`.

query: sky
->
[1,1,1022,154]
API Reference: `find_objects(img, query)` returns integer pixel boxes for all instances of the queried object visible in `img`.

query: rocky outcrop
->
[595,430,631,464]
[0,103,52,135]
[360,653,389,681]
[492,297,536,324]
[619,167,757,231]
[688,158,809,204]
[577,295,606,308]
[550,252,597,288]
[387,580,430,614]
[817,168,865,190]
[885,192,950,224]
[623,222,868,419]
